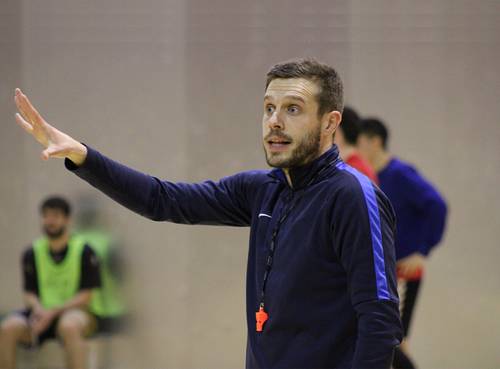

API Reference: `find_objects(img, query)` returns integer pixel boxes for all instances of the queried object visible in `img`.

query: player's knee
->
[57,318,81,338]
[0,316,27,338]
[57,310,85,338]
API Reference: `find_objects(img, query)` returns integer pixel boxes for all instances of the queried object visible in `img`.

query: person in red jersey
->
[335,106,378,183]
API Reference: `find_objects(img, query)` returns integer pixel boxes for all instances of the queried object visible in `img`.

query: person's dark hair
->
[339,106,360,145]
[266,58,344,116]
[40,196,71,217]
[359,118,389,149]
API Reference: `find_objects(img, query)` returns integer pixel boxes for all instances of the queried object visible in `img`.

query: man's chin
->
[43,227,66,239]
[265,153,290,168]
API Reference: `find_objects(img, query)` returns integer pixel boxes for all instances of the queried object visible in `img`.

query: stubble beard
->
[43,225,66,240]
[264,125,322,169]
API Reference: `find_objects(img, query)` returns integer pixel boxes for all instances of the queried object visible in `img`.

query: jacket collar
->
[268,145,341,190]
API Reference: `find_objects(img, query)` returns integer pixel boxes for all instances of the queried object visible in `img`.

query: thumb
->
[41,145,64,160]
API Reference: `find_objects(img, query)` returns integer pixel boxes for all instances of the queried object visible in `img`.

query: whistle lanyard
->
[256,160,338,332]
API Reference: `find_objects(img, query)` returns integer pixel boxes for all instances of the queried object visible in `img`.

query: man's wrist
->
[27,298,43,312]
[67,142,88,166]
[51,307,63,318]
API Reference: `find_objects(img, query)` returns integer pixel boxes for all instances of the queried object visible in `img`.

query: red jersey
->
[345,152,379,184]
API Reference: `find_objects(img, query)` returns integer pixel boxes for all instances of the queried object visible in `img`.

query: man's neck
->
[371,151,392,173]
[283,144,332,188]
[48,233,70,253]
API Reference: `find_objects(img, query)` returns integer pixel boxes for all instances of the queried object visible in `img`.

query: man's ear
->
[323,111,342,135]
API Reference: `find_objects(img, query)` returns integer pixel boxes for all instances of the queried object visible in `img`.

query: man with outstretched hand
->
[13,59,402,369]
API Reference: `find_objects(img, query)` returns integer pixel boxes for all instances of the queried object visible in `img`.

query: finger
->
[15,113,34,133]
[14,94,32,123]
[16,89,43,124]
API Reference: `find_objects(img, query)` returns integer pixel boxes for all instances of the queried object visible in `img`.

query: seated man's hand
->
[29,307,57,337]
[14,88,87,165]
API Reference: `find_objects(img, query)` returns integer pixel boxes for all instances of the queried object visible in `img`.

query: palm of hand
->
[14,88,80,161]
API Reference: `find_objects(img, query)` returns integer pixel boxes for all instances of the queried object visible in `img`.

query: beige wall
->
[1,0,499,368]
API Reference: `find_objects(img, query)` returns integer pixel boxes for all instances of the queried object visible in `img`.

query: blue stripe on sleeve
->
[336,162,390,300]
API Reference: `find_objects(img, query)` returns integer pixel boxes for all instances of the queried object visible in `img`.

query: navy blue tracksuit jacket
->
[66,145,402,368]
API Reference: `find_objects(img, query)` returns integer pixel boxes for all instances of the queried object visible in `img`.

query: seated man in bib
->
[0,196,101,369]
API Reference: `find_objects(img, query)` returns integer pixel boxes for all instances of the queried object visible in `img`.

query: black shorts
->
[15,309,126,346]
[16,309,66,346]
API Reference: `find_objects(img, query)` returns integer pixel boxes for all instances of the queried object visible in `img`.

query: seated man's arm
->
[21,247,42,312]
[23,292,43,312]
[24,291,92,318]
[27,290,93,337]
[50,290,93,317]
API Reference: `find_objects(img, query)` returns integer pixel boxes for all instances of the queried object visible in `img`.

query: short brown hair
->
[266,58,344,116]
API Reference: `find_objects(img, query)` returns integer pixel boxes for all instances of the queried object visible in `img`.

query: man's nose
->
[268,111,283,130]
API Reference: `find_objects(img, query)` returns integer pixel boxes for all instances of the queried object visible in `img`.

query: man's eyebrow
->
[263,95,306,103]
[285,95,306,104]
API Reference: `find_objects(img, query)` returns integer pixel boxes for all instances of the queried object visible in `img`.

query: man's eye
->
[288,105,300,114]
[265,105,275,114]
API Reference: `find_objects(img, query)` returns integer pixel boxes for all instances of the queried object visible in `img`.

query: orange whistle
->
[256,306,268,332]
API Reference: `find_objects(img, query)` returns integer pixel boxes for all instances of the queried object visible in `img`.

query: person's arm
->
[21,248,51,335]
[79,244,102,291]
[401,167,448,255]
[21,247,46,313]
[332,177,402,369]
[28,290,93,336]
[22,247,38,296]
[23,292,43,312]
[65,147,254,225]
[51,290,93,316]
[13,88,255,226]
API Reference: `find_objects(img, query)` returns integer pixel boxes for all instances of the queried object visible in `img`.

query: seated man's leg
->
[0,313,32,369]
[56,309,96,369]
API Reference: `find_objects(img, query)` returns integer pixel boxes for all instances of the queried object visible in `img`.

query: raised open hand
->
[14,88,87,165]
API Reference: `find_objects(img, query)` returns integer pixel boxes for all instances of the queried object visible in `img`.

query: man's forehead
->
[264,78,319,101]
[42,208,68,216]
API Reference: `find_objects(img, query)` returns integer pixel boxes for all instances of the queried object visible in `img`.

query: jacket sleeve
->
[400,167,448,255]
[332,174,402,369]
[65,146,254,226]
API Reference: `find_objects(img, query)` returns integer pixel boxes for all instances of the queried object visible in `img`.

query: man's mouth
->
[267,137,292,147]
